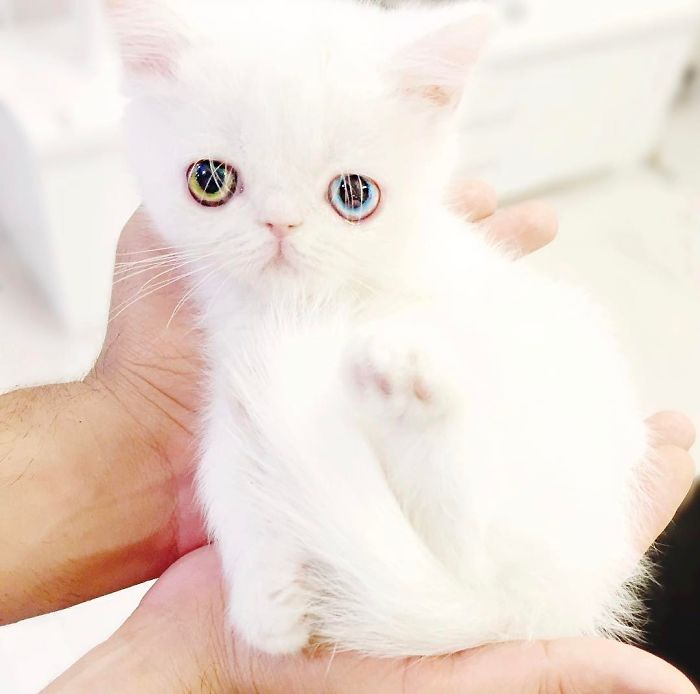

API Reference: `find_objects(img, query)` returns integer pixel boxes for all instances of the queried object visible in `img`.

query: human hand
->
[47,408,696,693]
[2,181,695,691]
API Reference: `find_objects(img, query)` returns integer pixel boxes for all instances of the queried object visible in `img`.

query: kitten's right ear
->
[107,0,187,78]
[388,4,495,112]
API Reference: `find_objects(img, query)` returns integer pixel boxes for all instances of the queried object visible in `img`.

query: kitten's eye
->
[329,174,381,223]
[187,160,238,207]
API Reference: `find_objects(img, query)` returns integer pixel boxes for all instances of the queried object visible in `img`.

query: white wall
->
[3,0,72,23]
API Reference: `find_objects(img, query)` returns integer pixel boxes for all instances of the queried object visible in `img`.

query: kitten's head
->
[111,0,492,299]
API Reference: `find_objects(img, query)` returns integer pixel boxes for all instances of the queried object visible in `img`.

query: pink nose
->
[265,221,301,239]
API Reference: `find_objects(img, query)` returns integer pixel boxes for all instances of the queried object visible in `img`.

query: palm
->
[128,546,694,694]
[94,212,207,549]
[101,213,203,412]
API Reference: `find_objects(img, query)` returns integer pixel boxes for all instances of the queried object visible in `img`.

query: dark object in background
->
[645,482,700,685]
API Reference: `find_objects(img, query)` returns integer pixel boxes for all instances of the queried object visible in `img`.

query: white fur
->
[113,0,651,657]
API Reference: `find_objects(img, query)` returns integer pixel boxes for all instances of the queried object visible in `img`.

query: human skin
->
[0,182,695,692]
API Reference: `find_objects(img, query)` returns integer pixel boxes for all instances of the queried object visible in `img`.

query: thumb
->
[530,638,697,694]
[380,637,697,694]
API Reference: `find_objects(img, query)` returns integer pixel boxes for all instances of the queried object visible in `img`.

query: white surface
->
[0,96,699,694]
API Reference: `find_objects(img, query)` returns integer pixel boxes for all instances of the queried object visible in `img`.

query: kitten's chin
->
[230,242,344,299]
[248,261,343,301]
[262,254,298,276]
[247,257,306,291]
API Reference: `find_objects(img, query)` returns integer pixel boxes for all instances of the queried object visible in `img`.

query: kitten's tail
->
[280,420,503,657]
[309,493,501,657]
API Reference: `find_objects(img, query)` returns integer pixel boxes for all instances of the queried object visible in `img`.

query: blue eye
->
[329,174,381,223]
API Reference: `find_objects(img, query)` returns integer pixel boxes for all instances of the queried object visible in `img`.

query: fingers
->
[448,179,559,255]
[447,180,499,221]
[640,444,696,553]
[483,200,559,256]
[379,638,696,694]
[648,411,696,451]
[539,638,697,694]
[637,413,697,553]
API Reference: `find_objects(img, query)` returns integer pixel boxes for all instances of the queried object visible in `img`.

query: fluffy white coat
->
[111,0,651,657]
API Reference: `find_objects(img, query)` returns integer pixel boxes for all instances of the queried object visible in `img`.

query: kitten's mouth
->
[263,241,297,273]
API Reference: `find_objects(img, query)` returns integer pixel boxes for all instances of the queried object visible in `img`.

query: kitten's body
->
[114,0,651,656]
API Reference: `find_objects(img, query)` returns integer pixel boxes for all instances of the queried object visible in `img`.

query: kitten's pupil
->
[340,175,369,209]
[197,161,229,194]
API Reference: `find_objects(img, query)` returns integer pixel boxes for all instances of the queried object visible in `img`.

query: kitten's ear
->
[106,0,188,78]
[388,5,495,111]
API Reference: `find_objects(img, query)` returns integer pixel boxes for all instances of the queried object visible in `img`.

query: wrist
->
[0,379,181,624]
[85,357,206,559]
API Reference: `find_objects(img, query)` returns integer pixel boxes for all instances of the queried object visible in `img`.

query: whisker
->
[167,264,224,328]
[109,263,219,323]
[116,239,218,257]
[129,259,208,297]
[114,252,194,271]
[114,251,221,285]
[114,257,192,282]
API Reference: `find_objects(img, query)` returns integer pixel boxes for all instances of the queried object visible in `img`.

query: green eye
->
[187,160,238,207]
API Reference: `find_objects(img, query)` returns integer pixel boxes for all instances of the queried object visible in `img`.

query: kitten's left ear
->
[106,0,188,78]
[388,5,496,111]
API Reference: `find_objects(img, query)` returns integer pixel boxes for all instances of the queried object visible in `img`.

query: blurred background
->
[0,0,699,690]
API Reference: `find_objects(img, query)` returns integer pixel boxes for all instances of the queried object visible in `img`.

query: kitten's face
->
[118,0,490,299]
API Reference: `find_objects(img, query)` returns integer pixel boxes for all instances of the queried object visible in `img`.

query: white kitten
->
[111,0,652,657]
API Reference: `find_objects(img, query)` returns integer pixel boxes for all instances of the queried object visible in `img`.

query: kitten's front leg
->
[344,313,469,557]
[198,408,311,655]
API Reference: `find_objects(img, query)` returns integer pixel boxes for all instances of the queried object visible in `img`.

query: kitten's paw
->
[229,567,310,655]
[346,319,461,425]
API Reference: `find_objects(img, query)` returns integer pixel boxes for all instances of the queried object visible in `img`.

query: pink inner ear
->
[108,0,184,79]
[413,85,453,108]
[117,26,186,78]
[392,12,493,110]
[123,44,178,78]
